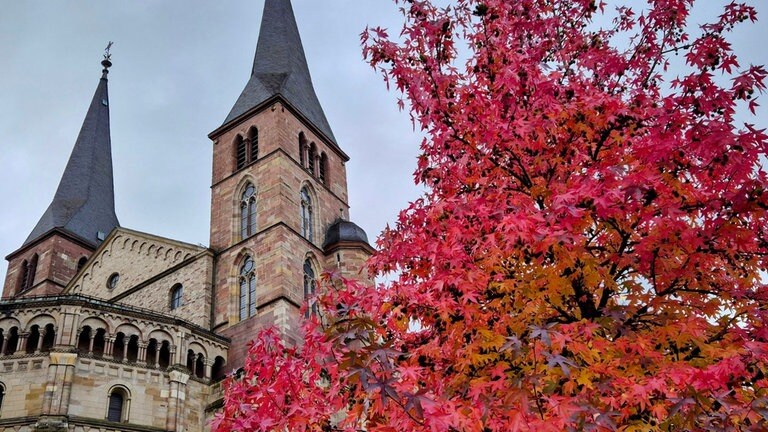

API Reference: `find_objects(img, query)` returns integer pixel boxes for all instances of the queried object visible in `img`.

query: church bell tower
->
[3,52,119,299]
[208,0,373,368]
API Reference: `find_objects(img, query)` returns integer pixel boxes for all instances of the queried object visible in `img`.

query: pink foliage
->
[215,1,768,430]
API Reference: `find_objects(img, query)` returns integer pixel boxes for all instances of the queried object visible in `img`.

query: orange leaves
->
[216,0,768,431]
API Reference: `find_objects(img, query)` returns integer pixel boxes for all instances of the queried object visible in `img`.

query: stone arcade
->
[0,1,373,430]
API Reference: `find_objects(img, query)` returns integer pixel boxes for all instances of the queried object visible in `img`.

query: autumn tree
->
[214,0,768,430]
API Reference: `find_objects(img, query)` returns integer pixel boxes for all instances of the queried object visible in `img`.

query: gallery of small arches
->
[0,315,227,382]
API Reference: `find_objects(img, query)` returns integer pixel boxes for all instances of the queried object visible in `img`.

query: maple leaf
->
[217,1,768,431]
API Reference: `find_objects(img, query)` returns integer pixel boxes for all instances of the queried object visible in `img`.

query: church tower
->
[208,0,373,367]
[3,54,119,299]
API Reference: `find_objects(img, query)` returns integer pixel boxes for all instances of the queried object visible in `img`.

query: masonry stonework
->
[0,1,374,430]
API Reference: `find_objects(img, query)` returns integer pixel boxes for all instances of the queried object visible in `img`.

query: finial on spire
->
[101,41,114,74]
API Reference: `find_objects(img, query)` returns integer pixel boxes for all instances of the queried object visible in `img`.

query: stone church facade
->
[0,1,373,431]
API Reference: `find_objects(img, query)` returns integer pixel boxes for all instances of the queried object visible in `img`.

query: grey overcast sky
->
[0,1,766,288]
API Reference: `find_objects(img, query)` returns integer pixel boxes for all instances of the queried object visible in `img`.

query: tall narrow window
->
[299,132,307,167]
[307,143,317,175]
[77,326,92,353]
[240,183,257,239]
[0,383,4,414]
[248,126,259,162]
[235,135,246,170]
[126,335,139,363]
[239,256,256,320]
[319,153,328,185]
[25,325,40,354]
[159,341,171,368]
[170,284,183,310]
[19,260,29,292]
[93,329,106,357]
[303,259,317,318]
[27,254,38,290]
[107,387,129,422]
[19,254,38,292]
[300,187,314,242]
[41,324,55,352]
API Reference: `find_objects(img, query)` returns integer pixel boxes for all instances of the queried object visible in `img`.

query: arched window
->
[113,333,125,361]
[300,187,314,242]
[0,383,4,414]
[158,341,171,369]
[126,335,139,363]
[240,183,257,239]
[26,325,40,354]
[211,356,227,382]
[77,326,91,353]
[235,135,246,170]
[107,386,130,422]
[195,353,206,379]
[239,256,256,320]
[19,254,38,292]
[319,152,328,185]
[4,327,18,355]
[186,349,195,372]
[41,324,55,352]
[93,328,106,357]
[170,284,183,310]
[299,132,307,167]
[146,339,158,366]
[248,126,259,162]
[307,143,317,175]
[303,259,317,318]
[77,256,88,272]
[18,260,29,292]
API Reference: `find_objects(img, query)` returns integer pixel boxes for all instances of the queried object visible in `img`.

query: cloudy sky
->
[0,1,766,288]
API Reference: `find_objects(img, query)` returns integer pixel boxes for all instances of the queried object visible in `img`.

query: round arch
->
[106,384,131,423]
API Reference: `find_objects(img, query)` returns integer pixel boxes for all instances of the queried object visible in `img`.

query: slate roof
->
[23,65,119,248]
[223,0,336,144]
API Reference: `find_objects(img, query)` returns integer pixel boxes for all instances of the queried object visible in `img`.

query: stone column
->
[88,334,96,355]
[1,336,8,355]
[42,352,77,415]
[138,342,148,366]
[205,359,213,380]
[166,369,190,431]
[17,332,29,353]
[122,339,129,360]
[36,329,45,353]
[105,336,115,359]
[153,346,161,368]
[51,325,60,349]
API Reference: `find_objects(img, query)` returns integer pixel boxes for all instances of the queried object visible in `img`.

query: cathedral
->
[0,0,373,430]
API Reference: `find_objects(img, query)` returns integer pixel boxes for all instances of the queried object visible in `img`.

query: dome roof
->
[323,219,370,249]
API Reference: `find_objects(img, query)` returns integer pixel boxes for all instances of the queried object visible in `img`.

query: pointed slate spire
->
[23,50,120,247]
[223,0,336,143]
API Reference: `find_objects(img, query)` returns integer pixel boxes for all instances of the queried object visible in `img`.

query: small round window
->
[107,273,120,289]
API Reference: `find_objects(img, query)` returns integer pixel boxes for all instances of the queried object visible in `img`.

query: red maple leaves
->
[215,1,768,430]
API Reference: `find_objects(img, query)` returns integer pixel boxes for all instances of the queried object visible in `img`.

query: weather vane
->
[104,41,114,61]
[102,41,114,72]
